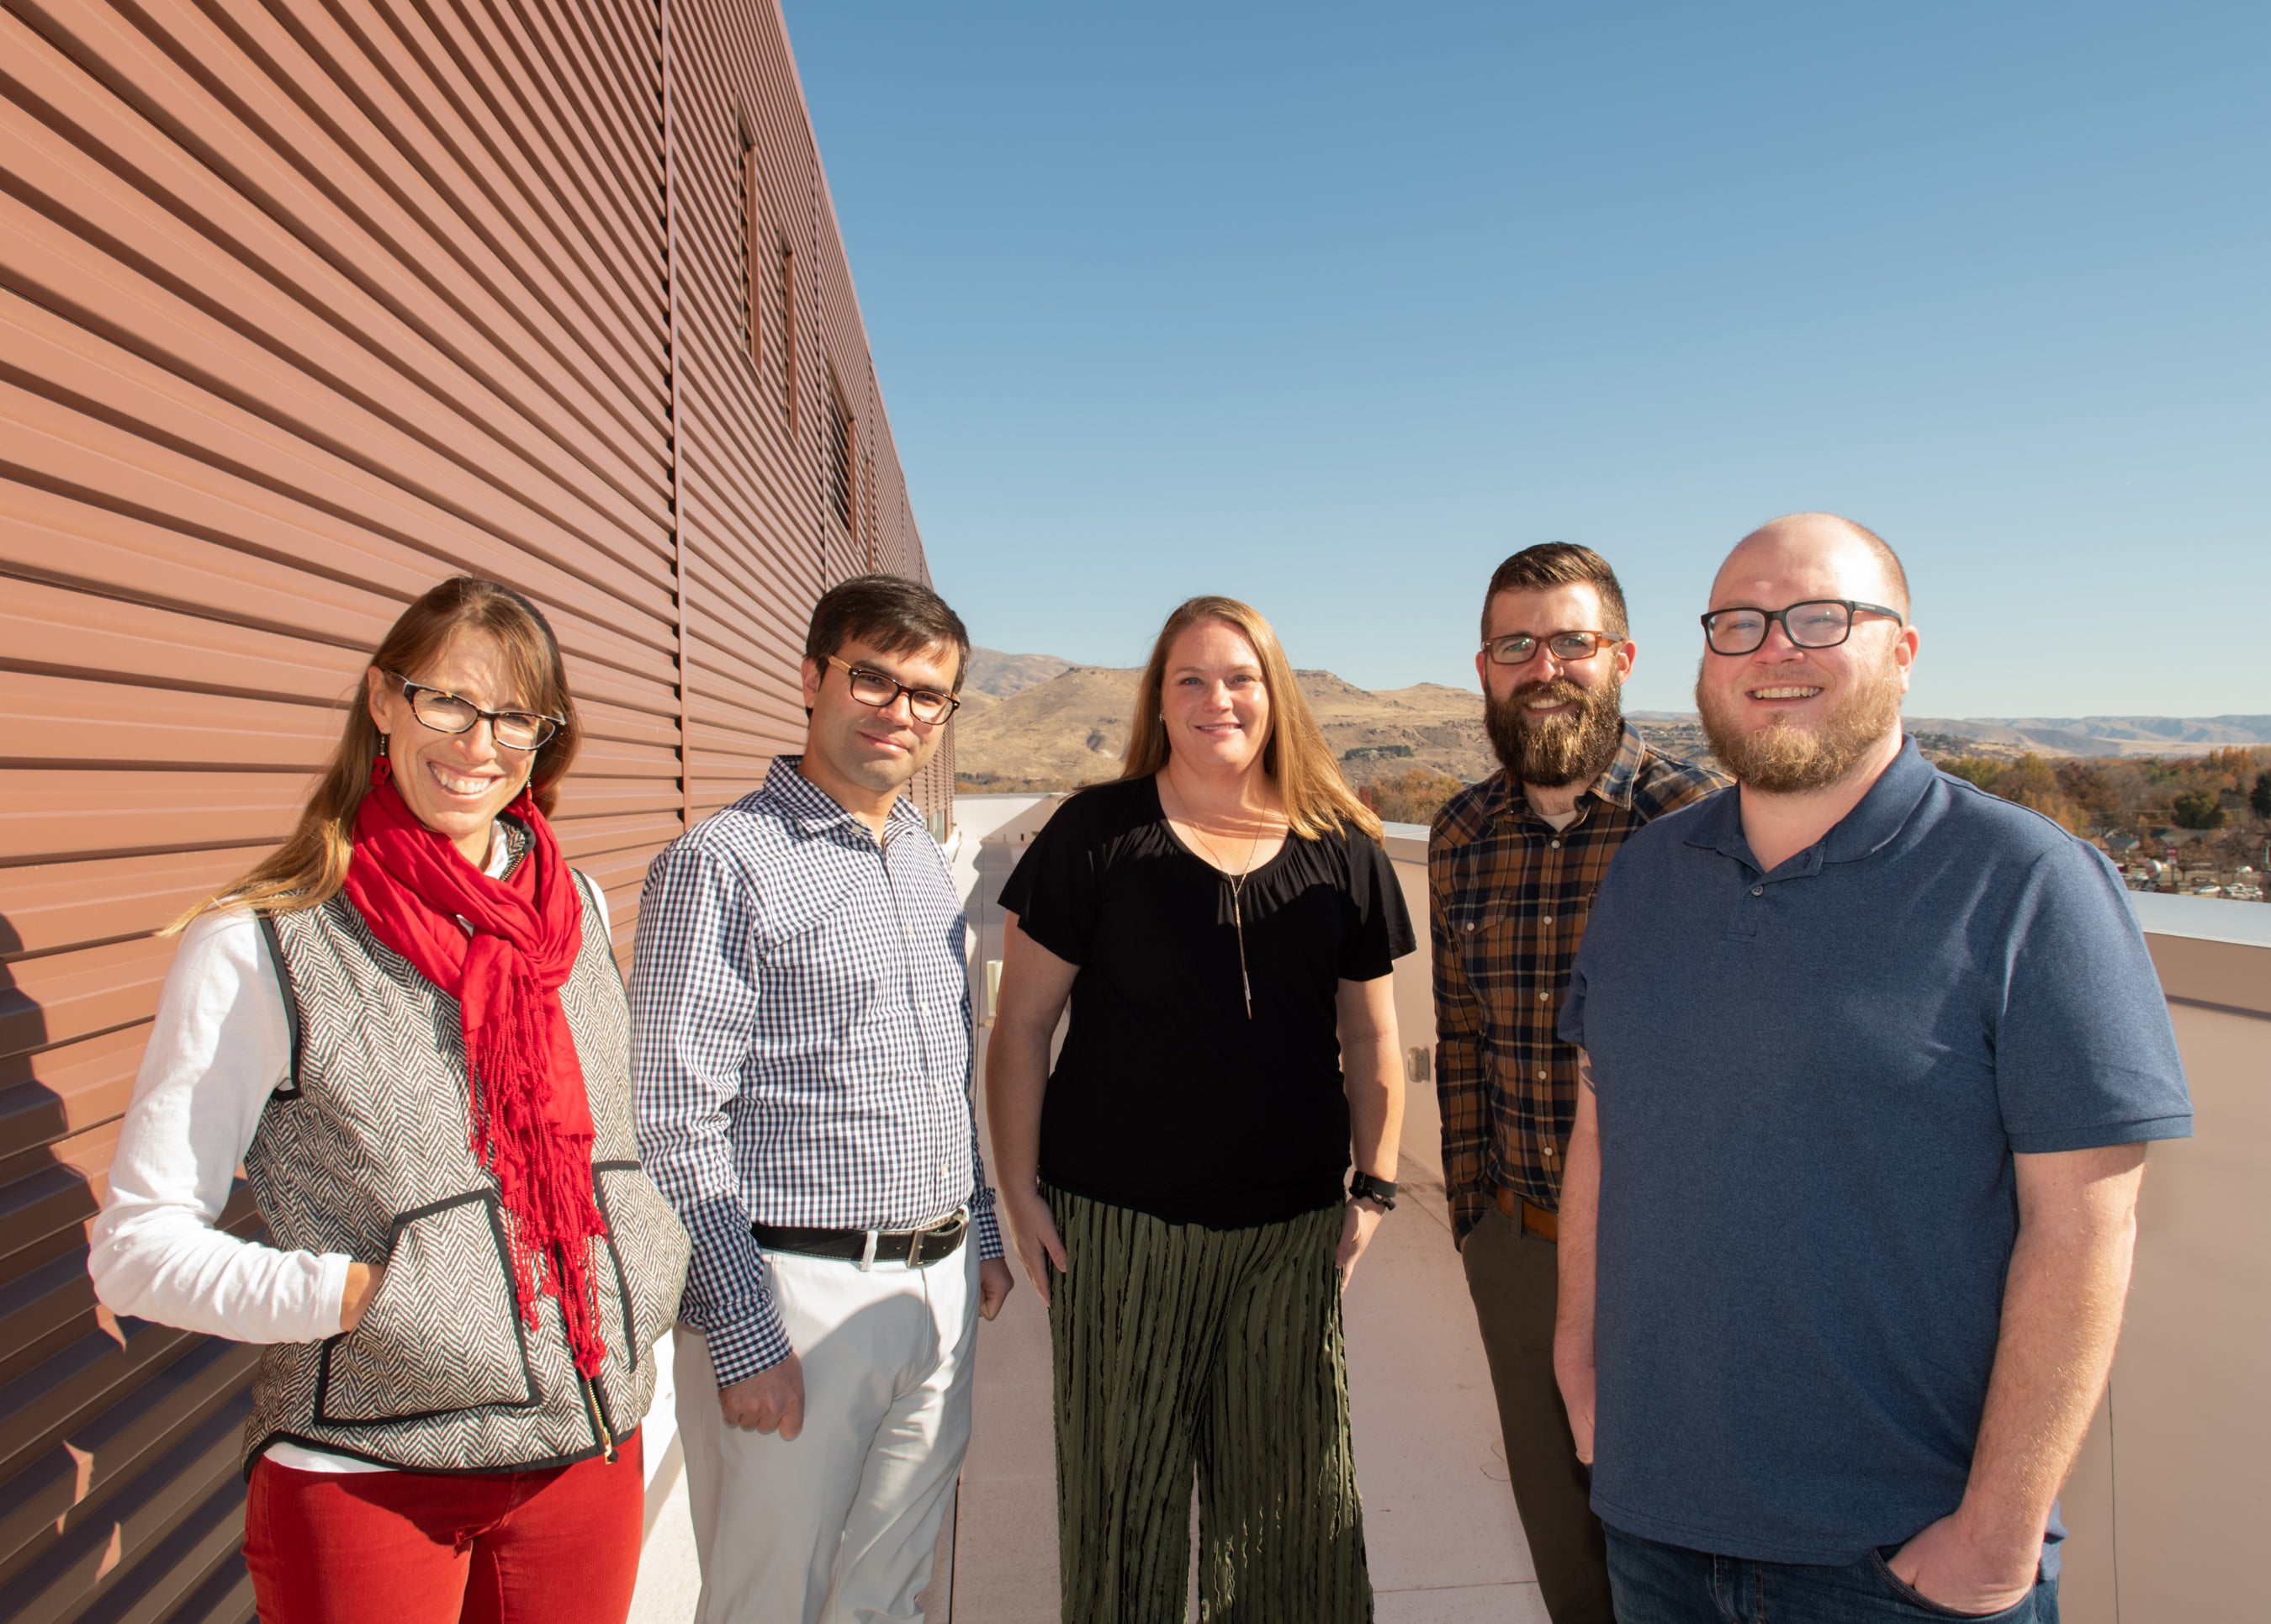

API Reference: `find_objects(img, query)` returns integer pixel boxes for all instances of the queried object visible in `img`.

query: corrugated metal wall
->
[0,0,942,1616]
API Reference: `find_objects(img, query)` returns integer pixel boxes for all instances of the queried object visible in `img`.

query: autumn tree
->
[1977,754,2086,832]
[1940,758,2002,791]
[2170,788,2226,830]
[1358,766,1465,826]
[2204,747,2258,787]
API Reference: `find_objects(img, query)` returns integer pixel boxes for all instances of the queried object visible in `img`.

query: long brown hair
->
[175,578,581,928]
[1121,595,1382,843]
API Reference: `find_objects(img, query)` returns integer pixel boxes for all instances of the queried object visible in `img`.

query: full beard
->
[1696,649,1905,794]
[1485,674,1626,788]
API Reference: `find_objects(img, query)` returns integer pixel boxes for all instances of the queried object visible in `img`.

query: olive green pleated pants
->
[1046,1187,1373,1624]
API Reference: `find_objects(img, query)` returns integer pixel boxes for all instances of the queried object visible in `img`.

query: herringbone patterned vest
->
[241,844,691,1473]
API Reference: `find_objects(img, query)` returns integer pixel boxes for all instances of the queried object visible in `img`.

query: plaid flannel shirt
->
[1429,724,1726,1245]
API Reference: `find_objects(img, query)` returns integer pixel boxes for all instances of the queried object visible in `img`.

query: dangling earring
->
[377,733,389,758]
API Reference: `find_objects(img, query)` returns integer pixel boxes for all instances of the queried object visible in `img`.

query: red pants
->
[243,1431,644,1624]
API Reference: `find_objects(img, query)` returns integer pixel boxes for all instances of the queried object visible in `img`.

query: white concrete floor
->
[631,1077,1552,1621]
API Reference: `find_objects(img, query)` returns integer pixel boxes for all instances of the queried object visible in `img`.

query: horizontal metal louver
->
[0,0,945,1617]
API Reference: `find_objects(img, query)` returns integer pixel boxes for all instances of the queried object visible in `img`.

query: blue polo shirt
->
[1559,738,2190,1568]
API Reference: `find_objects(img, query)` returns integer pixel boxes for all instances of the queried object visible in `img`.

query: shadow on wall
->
[0,910,265,1622]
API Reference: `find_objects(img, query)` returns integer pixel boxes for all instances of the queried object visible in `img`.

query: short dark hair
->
[1480,543,1629,643]
[805,574,971,692]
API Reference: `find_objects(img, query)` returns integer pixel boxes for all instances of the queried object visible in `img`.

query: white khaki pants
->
[675,1240,978,1624]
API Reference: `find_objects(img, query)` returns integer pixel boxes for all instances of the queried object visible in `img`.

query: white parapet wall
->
[945,800,2269,1617]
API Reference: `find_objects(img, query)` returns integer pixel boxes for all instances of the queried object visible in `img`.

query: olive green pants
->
[1046,1187,1373,1624]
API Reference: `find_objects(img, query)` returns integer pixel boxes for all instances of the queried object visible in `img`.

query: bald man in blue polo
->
[1551,514,2190,1624]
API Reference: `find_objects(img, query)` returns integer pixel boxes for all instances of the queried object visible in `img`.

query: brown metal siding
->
[0,1,942,1616]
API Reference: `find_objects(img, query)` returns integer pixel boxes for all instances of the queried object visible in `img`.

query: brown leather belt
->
[1495,1184,1559,1241]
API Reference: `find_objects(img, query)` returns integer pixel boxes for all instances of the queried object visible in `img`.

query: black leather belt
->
[750,1210,968,1269]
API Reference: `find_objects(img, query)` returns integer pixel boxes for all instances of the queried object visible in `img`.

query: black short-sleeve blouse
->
[997,775,1417,1228]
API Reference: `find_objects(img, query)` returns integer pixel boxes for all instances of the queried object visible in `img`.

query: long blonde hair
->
[172,578,582,930]
[1121,595,1382,843]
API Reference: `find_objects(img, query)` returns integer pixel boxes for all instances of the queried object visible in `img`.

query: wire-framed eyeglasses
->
[1700,600,1904,657]
[1481,630,1621,667]
[387,673,564,751]
[828,656,961,724]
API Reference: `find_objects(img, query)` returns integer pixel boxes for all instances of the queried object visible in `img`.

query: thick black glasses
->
[388,673,563,751]
[828,656,960,724]
[1701,600,1904,656]
[1482,630,1620,667]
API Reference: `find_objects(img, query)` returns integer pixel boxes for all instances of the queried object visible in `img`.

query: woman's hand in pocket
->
[1002,1189,1067,1305]
[337,1262,387,1334]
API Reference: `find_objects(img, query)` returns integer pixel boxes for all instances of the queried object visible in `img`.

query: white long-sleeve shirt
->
[89,837,597,1472]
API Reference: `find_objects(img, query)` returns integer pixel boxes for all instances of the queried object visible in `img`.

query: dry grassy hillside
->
[956,662,2267,796]
[954,665,1500,791]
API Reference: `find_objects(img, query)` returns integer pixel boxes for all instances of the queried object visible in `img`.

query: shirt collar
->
[1684,734,1934,871]
[1487,722,1650,828]
[1587,724,1650,811]
[761,754,924,841]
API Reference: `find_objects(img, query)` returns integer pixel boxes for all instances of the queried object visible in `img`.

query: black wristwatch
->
[1347,1172,1398,1211]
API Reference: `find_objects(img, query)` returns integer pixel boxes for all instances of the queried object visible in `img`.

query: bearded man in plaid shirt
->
[1428,543,1724,1624]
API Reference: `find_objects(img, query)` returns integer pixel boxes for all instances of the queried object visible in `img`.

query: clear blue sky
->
[784,2,2267,718]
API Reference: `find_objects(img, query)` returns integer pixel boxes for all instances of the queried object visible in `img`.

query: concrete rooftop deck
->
[938,1071,1545,1623]
[631,1028,1549,1623]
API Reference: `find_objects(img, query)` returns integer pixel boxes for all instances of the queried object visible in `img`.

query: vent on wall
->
[740,140,760,365]
[825,370,855,540]
[776,231,797,429]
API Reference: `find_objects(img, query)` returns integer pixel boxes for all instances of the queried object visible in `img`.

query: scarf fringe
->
[471,955,611,1378]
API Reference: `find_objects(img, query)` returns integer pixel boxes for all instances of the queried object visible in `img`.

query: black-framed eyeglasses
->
[1482,630,1622,667]
[1700,599,1904,657]
[387,672,564,751]
[828,656,960,724]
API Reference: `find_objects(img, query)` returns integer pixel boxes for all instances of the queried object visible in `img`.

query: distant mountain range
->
[1630,712,2271,759]
[953,648,2268,790]
[954,650,1495,789]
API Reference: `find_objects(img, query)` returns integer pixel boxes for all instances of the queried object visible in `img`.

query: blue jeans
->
[1605,1526,2059,1623]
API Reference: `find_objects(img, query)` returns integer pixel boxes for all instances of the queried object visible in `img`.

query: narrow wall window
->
[825,369,855,537]
[776,233,797,429]
[862,447,878,569]
[741,142,760,366]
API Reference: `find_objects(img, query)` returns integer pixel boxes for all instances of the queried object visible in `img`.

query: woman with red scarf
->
[91,578,690,1624]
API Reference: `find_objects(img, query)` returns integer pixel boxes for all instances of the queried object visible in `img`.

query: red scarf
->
[345,761,609,1378]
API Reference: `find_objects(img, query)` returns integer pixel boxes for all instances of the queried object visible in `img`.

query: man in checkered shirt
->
[1429,543,1725,1624]
[631,575,1010,1624]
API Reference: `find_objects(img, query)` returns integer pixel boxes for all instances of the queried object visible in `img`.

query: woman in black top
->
[989,595,1414,1624]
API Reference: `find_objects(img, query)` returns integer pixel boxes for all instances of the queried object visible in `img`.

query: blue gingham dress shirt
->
[629,757,1001,1383]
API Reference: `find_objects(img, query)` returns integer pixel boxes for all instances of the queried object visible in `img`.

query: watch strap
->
[1347,1172,1398,1209]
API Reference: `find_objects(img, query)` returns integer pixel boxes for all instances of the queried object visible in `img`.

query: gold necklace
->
[1183,814,1266,1020]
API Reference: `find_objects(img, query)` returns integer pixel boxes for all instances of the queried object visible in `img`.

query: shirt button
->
[1536,1068,1548,1080]
[1542,915,1554,924]
[1537,992,1549,1002]
[1464,921,1476,933]
[1751,885,1764,897]
[1550,839,1561,849]
[1543,1142,1557,1157]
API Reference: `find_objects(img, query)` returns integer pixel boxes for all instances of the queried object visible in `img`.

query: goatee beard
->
[1485,674,1625,788]
[1696,651,1904,794]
